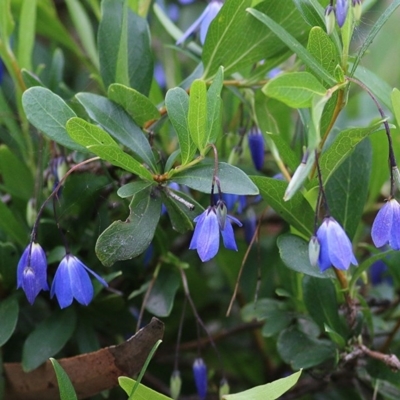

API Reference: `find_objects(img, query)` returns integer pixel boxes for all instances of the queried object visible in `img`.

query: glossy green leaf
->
[251,176,314,236]
[222,370,302,400]
[303,276,345,336]
[263,72,327,108]
[202,0,308,78]
[50,358,78,400]
[0,297,19,347]
[325,139,371,239]
[119,376,173,400]
[188,79,207,152]
[206,66,224,144]
[247,8,336,86]
[277,234,335,279]
[75,93,157,171]
[165,88,196,165]
[293,0,325,28]
[66,118,154,181]
[117,181,155,198]
[173,162,259,195]
[17,0,37,70]
[65,0,98,69]
[21,69,44,88]
[108,84,160,127]
[96,187,162,267]
[277,327,336,369]
[315,122,384,187]
[98,0,153,95]
[146,268,180,317]
[22,308,77,372]
[22,87,86,152]
[391,88,400,127]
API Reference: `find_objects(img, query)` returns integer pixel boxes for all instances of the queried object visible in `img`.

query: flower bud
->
[325,5,335,35]
[335,0,349,28]
[193,358,207,400]
[248,128,265,171]
[26,198,37,228]
[308,236,320,267]
[392,166,400,191]
[352,0,362,22]
[219,378,230,398]
[170,370,182,400]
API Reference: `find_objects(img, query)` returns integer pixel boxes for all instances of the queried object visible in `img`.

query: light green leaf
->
[251,176,314,237]
[206,66,224,144]
[146,268,180,317]
[293,0,325,28]
[188,79,207,153]
[247,8,336,86]
[96,187,162,267]
[0,297,19,347]
[263,72,327,108]
[17,0,37,70]
[173,162,259,195]
[108,83,160,127]
[22,308,77,372]
[66,118,154,181]
[223,370,302,400]
[50,358,78,400]
[75,93,157,171]
[165,88,196,165]
[22,87,86,152]
[119,376,173,400]
[391,88,400,127]
[117,181,155,198]
[277,234,335,279]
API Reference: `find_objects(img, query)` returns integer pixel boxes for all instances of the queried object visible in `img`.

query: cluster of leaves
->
[1,0,400,399]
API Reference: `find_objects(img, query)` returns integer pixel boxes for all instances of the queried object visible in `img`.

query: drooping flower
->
[193,358,207,400]
[176,0,223,45]
[189,201,242,262]
[17,243,49,304]
[335,0,349,27]
[371,198,400,250]
[248,128,265,171]
[51,254,107,308]
[316,217,358,272]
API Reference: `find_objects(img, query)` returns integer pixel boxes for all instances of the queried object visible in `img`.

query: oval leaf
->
[0,297,19,347]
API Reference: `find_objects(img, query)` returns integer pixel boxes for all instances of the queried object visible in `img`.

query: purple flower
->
[370,260,392,286]
[176,0,223,45]
[335,0,349,27]
[51,254,107,308]
[193,358,207,400]
[248,128,265,171]
[371,199,400,250]
[316,217,358,271]
[189,201,242,262]
[17,243,49,304]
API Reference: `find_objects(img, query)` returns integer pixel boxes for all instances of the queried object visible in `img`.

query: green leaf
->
[65,0,98,69]
[108,83,160,127]
[96,186,162,267]
[188,79,207,152]
[325,139,372,239]
[0,0,14,42]
[206,66,224,144]
[75,93,157,172]
[293,0,325,28]
[263,72,327,108]
[146,268,180,317]
[117,181,155,198]
[246,8,336,86]
[277,327,336,369]
[50,358,78,400]
[202,0,308,78]
[391,88,400,127]
[222,370,302,400]
[350,0,400,77]
[302,276,345,337]
[165,88,196,166]
[98,0,153,95]
[173,162,259,195]
[0,297,18,347]
[22,87,86,152]
[17,0,37,70]
[0,242,19,289]
[251,176,314,237]
[66,117,154,181]
[21,69,44,88]
[119,376,173,400]
[315,122,384,187]
[0,200,27,246]
[22,308,77,372]
[277,234,335,279]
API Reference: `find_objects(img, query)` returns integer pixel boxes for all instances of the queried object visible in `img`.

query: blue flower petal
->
[176,7,208,45]
[371,201,393,248]
[316,221,331,271]
[22,268,38,305]
[189,210,207,250]
[193,358,207,400]
[195,210,220,262]
[327,219,355,270]
[221,221,238,251]
[389,200,400,250]
[51,257,74,308]
[199,2,222,44]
